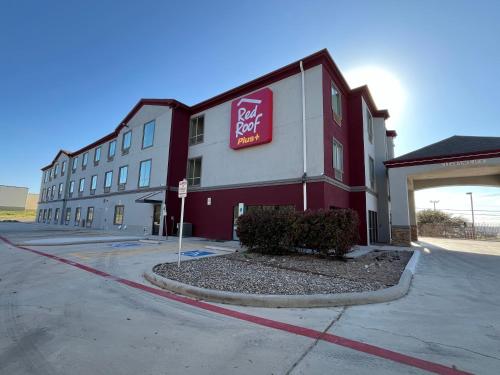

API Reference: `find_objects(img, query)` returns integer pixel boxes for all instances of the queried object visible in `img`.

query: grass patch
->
[0,209,37,222]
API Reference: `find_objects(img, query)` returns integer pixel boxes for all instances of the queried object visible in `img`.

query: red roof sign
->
[230,88,273,150]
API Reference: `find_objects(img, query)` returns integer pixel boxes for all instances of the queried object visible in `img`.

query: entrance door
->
[152,204,161,235]
[368,210,378,244]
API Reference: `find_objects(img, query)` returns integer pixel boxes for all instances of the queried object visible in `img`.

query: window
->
[108,140,116,160]
[369,157,376,189]
[367,109,373,144]
[86,207,94,227]
[49,168,53,180]
[104,171,113,192]
[331,82,342,123]
[333,140,343,181]
[61,161,66,176]
[38,210,42,222]
[54,208,60,223]
[90,175,97,194]
[54,163,59,177]
[79,178,85,194]
[118,165,128,188]
[43,171,47,183]
[186,157,202,186]
[142,120,155,148]
[113,205,124,225]
[58,183,63,198]
[65,208,71,225]
[72,157,78,172]
[47,208,52,222]
[122,130,132,153]
[94,147,101,164]
[75,207,81,226]
[189,116,204,145]
[69,180,75,197]
[42,209,46,222]
[82,152,88,169]
[50,185,55,200]
[138,160,151,188]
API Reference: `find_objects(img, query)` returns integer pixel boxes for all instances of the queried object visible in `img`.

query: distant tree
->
[417,209,467,226]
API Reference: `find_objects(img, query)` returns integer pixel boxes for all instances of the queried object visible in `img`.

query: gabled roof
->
[41,99,184,170]
[385,135,500,167]
[42,49,389,171]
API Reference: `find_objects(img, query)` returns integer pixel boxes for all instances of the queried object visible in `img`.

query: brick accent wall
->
[391,226,411,246]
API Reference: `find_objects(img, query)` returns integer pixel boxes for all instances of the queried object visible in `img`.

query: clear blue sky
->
[1,0,499,194]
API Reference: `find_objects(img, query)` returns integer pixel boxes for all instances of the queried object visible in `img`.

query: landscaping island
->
[152,250,412,295]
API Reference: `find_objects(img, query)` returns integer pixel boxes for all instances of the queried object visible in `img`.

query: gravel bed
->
[153,250,412,295]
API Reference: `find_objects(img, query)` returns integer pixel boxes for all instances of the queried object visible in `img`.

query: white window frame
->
[331,82,342,124]
[333,139,344,181]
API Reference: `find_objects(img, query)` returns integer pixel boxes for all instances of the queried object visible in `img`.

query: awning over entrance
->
[135,191,164,204]
[385,135,500,246]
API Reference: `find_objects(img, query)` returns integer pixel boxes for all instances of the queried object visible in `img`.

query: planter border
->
[144,250,420,308]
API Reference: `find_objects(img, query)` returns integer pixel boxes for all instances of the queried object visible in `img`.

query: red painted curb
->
[0,235,473,375]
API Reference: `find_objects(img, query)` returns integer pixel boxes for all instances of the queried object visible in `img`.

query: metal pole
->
[430,200,439,210]
[467,192,476,240]
[177,196,185,267]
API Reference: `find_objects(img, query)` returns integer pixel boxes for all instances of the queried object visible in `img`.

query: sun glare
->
[344,66,406,129]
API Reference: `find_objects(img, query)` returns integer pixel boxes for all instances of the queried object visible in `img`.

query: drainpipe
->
[300,61,307,211]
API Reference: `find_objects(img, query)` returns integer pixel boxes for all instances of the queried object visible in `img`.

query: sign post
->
[177,179,187,267]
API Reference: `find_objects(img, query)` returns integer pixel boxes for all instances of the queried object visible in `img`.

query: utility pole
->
[430,200,439,210]
[466,192,476,240]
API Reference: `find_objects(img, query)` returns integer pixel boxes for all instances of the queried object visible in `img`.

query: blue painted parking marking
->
[108,242,147,248]
[181,250,215,257]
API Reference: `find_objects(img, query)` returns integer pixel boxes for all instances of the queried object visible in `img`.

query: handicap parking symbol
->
[181,250,215,257]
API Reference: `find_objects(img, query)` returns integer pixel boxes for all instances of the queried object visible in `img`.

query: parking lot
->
[1,222,499,374]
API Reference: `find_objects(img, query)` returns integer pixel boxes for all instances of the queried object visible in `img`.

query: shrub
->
[236,209,296,254]
[294,209,359,258]
[237,208,359,258]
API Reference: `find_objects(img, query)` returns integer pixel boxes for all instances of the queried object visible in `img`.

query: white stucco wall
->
[187,65,324,188]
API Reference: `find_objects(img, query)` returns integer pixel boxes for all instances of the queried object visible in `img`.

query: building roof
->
[385,135,500,167]
[42,49,389,171]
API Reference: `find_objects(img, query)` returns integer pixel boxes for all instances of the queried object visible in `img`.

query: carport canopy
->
[385,135,500,246]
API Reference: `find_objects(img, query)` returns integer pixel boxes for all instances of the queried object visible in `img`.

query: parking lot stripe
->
[0,235,473,375]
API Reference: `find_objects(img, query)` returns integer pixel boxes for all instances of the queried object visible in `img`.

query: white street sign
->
[177,179,187,267]
[178,179,187,198]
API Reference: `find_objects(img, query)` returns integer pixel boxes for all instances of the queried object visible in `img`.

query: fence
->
[418,223,500,240]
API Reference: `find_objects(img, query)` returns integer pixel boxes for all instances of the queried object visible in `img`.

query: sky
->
[0,0,499,221]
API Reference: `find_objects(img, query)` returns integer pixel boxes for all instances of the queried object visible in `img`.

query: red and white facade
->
[38,49,396,245]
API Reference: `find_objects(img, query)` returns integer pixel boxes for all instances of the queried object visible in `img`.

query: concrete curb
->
[144,250,421,308]
[15,237,144,246]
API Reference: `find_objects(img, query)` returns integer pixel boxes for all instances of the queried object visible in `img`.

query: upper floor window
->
[187,157,202,186]
[72,157,78,172]
[333,139,344,181]
[54,163,59,177]
[104,171,113,192]
[118,165,128,189]
[122,131,132,153]
[142,121,155,149]
[108,140,116,160]
[90,175,97,194]
[366,109,373,144]
[138,160,151,188]
[78,178,85,194]
[331,82,342,124]
[369,157,375,190]
[43,171,47,183]
[189,116,204,145]
[69,180,75,197]
[49,168,53,180]
[58,183,63,198]
[94,147,101,164]
[82,152,89,169]
[61,161,66,176]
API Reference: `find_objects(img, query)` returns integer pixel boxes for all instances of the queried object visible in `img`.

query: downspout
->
[300,61,307,211]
